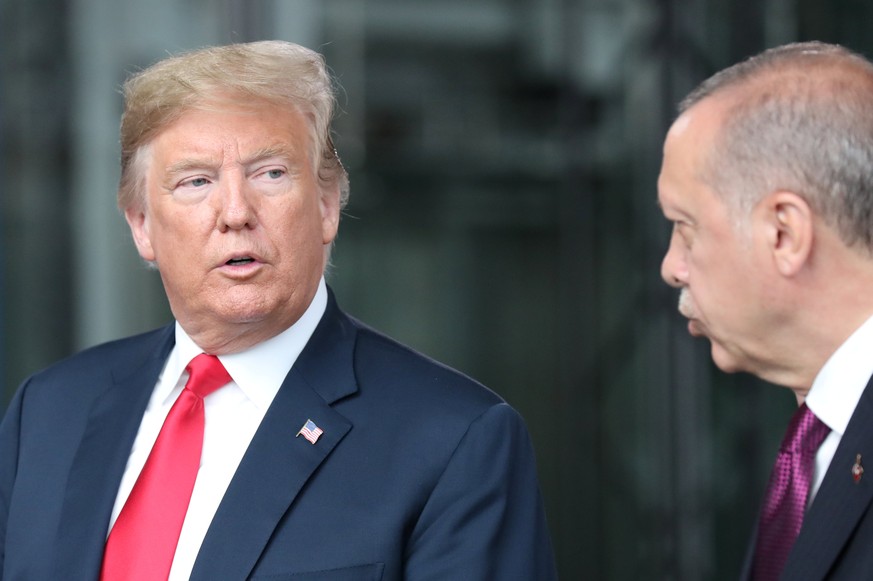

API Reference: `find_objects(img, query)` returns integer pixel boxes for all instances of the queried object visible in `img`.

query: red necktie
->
[752,402,830,581]
[100,354,231,580]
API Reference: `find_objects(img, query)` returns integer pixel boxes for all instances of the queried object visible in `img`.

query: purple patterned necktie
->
[752,402,831,581]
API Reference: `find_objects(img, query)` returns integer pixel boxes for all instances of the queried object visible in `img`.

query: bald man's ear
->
[760,191,813,276]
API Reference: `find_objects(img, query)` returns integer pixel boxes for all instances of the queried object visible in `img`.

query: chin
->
[710,343,746,374]
[200,292,275,324]
[220,303,279,325]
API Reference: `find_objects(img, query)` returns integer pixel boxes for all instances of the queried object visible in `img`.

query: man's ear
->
[759,191,813,276]
[319,184,342,246]
[125,207,156,262]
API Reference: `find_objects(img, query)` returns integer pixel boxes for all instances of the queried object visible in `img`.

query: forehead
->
[658,101,724,213]
[151,99,313,160]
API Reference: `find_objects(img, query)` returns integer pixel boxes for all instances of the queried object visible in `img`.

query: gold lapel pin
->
[852,454,864,483]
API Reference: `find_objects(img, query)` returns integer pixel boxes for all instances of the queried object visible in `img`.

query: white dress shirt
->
[805,313,873,507]
[107,279,328,580]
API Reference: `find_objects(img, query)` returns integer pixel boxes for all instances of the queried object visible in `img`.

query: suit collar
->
[285,286,358,405]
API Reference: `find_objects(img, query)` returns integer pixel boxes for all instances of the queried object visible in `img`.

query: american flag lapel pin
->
[297,419,324,445]
[852,454,864,483]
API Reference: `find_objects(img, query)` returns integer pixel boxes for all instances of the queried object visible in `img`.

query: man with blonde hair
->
[0,41,556,580]
[660,41,873,579]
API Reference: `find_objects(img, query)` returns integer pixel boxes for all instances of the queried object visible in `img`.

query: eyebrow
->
[163,144,300,176]
[657,196,695,223]
[241,144,299,165]
[164,157,220,176]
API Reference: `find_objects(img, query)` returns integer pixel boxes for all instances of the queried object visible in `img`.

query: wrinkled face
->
[126,101,340,352]
[658,105,771,374]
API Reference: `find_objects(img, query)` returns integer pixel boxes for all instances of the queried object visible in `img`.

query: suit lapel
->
[191,293,358,580]
[782,377,873,579]
[53,327,175,579]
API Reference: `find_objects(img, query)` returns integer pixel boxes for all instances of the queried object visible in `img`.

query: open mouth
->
[226,257,255,266]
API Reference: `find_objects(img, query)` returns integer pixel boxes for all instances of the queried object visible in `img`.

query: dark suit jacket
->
[0,293,556,580]
[740,376,873,580]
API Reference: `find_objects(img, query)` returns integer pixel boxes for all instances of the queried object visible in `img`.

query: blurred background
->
[2,0,870,578]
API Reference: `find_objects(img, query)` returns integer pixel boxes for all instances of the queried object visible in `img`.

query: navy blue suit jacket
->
[740,376,873,580]
[0,293,556,580]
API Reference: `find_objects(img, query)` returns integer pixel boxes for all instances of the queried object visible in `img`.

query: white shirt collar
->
[155,278,328,409]
[805,313,873,437]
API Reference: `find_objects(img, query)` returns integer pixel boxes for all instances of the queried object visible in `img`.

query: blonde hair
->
[117,40,349,212]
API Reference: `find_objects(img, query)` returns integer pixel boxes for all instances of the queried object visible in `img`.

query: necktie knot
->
[185,353,231,398]
[781,402,830,455]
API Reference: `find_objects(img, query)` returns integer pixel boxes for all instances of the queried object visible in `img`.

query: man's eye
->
[673,222,693,245]
[265,169,285,179]
[182,177,209,188]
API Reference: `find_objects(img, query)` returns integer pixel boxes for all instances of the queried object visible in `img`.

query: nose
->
[216,175,258,231]
[660,230,687,288]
